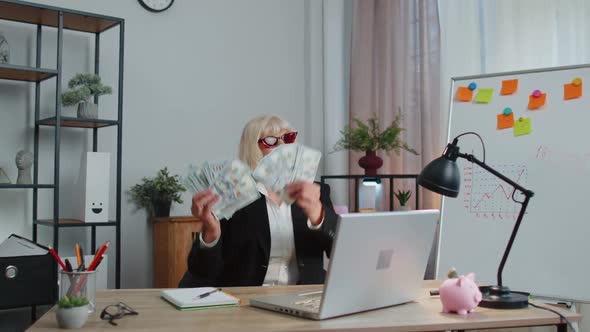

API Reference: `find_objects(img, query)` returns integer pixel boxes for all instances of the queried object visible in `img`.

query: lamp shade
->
[417,156,461,198]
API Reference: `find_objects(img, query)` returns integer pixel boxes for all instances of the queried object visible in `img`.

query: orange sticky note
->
[501,79,518,95]
[564,83,582,100]
[528,93,546,110]
[514,117,532,136]
[497,113,514,129]
[456,86,473,102]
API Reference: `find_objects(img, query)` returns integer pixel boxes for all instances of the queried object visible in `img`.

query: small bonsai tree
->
[58,295,89,309]
[333,109,419,155]
[61,73,112,107]
[394,189,412,207]
[129,167,186,216]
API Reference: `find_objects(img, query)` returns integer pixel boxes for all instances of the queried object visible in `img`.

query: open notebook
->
[161,287,240,311]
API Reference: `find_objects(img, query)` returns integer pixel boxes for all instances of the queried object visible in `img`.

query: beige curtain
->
[349,0,442,211]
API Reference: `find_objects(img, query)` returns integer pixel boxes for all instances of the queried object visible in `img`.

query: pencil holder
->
[59,270,97,313]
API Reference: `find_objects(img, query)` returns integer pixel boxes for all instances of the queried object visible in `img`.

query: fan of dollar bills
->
[252,143,321,204]
[183,160,259,220]
[183,143,321,219]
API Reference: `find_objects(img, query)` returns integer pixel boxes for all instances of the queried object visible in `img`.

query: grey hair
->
[239,115,293,170]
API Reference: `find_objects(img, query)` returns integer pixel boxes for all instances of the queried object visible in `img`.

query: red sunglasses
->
[258,131,298,148]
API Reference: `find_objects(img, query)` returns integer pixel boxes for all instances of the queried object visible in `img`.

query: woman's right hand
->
[191,189,221,244]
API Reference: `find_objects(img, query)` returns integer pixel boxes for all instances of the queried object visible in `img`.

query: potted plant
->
[394,189,412,211]
[129,167,186,217]
[333,110,419,175]
[55,295,89,329]
[61,73,112,119]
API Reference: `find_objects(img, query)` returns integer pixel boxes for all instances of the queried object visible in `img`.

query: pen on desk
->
[194,288,222,300]
[47,245,68,271]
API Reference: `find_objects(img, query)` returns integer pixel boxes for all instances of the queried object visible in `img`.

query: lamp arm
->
[458,153,533,197]
[458,152,534,287]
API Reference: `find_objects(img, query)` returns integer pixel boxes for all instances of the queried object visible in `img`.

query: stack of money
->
[184,143,321,219]
[252,143,321,204]
[183,160,259,220]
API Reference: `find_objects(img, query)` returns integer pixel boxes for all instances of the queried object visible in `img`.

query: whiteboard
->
[437,64,590,302]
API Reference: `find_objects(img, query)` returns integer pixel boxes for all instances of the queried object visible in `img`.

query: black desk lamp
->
[418,132,534,309]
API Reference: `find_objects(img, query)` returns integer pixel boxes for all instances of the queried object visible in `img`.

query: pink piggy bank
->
[439,273,482,315]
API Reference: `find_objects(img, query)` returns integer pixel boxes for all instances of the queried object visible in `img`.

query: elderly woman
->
[180,114,338,287]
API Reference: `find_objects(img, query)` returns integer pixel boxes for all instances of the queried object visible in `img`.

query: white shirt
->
[199,182,324,285]
[260,184,299,286]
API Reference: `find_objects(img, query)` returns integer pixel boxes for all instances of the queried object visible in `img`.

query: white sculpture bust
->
[15,150,33,184]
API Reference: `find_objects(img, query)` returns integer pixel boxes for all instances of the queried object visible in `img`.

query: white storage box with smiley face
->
[74,152,111,223]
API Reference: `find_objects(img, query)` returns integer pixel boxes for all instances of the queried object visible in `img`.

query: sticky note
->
[564,83,582,100]
[528,93,546,110]
[514,117,532,136]
[500,79,518,95]
[475,88,494,103]
[497,113,514,129]
[456,86,473,101]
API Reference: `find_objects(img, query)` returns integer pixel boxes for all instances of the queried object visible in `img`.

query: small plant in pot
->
[333,110,419,175]
[56,295,89,329]
[394,189,412,211]
[61,73,112,119]
[129,167,186,217]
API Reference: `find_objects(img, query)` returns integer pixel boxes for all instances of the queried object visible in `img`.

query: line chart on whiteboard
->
[461,163,528,220]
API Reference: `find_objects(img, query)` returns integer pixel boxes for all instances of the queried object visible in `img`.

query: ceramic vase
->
[0,33,9,64]
[56,305,89,329]
[358,151,383,175]
[77,101,98,119]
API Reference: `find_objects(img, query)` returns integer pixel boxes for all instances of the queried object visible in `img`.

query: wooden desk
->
[28,282,580,332]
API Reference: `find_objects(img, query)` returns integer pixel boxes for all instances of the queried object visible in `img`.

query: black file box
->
[0,234,57,309]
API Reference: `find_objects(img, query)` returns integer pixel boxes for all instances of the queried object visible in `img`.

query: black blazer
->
[179,183,338,287]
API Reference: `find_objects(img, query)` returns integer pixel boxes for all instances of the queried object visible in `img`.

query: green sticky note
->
[475,88,494,103]
[514,117,531,136]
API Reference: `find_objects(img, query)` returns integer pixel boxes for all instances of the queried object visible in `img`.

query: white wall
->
[0,0,325,288]
[322,0,352,206]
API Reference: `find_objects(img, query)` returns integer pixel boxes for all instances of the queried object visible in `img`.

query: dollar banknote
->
[184,143,322,218]
[183,160,260,219]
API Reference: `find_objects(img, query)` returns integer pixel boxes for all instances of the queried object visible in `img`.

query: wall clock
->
[138,0,175,13]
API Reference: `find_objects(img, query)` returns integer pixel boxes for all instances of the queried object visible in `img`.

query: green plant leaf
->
[128,167,186,215]
[394,189,412,206]
[58,295,88,308]
[332,110,419,155]
[62,73,112,107]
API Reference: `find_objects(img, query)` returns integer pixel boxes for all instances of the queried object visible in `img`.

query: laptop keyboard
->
[293,295,321,312]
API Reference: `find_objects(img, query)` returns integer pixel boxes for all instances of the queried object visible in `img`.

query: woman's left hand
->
[286,181,323,225]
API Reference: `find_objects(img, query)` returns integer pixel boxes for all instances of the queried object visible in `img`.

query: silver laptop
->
[250,209,439,320]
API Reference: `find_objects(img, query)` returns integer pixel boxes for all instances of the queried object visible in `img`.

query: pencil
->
[78,246,86,271]
[88,241,110,271]
[75,243,82,268]
[48,245,67,271]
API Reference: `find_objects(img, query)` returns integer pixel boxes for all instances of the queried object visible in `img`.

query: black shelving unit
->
[320,174,420,212]
[0,0,124,294]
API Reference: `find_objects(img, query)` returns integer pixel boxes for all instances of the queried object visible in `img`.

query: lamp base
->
[479,285,529,309]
